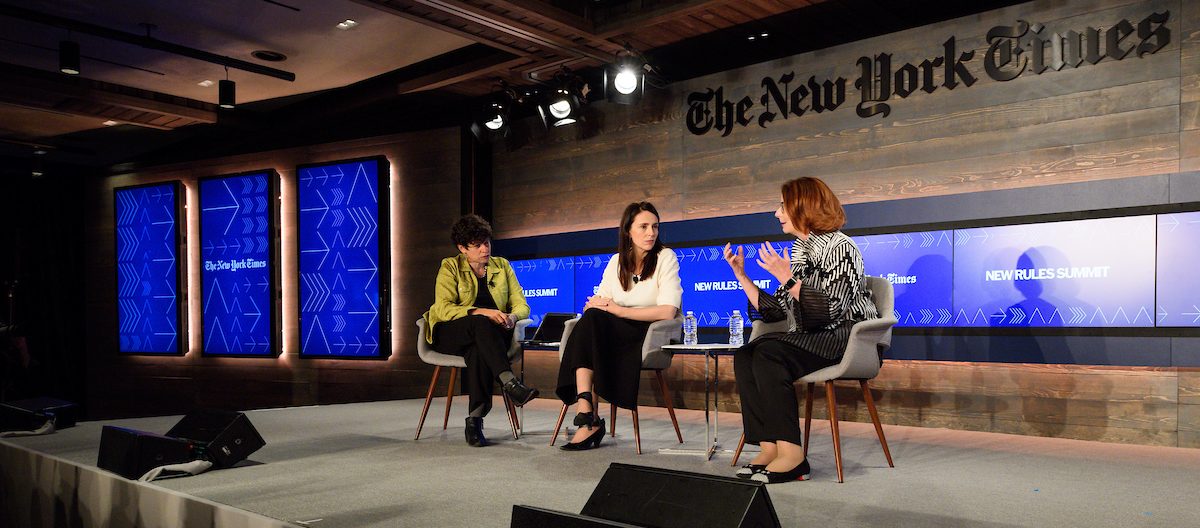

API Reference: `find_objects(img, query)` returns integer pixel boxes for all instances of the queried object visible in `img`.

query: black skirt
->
[555,309,651,410]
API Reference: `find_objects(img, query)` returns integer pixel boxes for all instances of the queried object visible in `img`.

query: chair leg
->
[632,408,641,455]
[861,380,894,468]
[414,366,441,440]
[502,393,519,440]
[442,367,458,430]
[803,383,814,460]
[825,381,844,483]
[550,403,568,446]
[610,402,617,437]
[731,432,746,467]
[655,370,683,444]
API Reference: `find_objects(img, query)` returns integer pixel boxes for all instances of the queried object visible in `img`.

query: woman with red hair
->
[722,177,878,483]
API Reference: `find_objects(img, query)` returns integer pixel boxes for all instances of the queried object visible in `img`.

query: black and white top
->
[753,231,878,360]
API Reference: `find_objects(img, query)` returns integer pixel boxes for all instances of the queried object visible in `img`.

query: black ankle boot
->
[465,417,487,447]
[502,377,539,406]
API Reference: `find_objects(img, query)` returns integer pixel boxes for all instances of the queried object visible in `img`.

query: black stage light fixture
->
[538,70,587,128]
[470,88,515,142]
[59,40,80,75]
[604,48,647,105]
[218,67,235,109]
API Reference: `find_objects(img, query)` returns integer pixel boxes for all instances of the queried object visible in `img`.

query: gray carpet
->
[5,398,1199,527]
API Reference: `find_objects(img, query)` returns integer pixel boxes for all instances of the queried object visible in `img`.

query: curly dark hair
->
[450,214,493,247]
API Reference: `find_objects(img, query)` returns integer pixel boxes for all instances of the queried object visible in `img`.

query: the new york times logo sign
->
[687,11,1170,137]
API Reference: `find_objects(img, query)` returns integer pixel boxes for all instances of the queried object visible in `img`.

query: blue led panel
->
[677,242,789,328]
[511,257,575,326]
[1156,211,1200,327]
[297,157,390,358]
[953,216,1156,327]
[115,181,184,354]
[853,231,953,327]
[199,171,279,356]
[572,253,609,312]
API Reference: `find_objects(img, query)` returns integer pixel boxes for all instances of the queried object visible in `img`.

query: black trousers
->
[555,309,650,410]
[432,315,514,417]
[735,337,838,446]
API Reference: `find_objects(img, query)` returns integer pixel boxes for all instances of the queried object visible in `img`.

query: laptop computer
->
[523,312,576,347]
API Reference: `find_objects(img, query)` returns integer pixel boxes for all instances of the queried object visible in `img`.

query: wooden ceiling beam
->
[396,55,531,94]
[350,0,535,57]
[486,0,594,35]
[404,0,621,62]
[593,0,742,40]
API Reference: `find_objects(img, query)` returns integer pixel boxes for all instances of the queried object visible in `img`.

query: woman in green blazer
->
[423,214,538,446]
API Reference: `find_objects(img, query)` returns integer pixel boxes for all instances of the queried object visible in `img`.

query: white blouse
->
[595,248,683,309]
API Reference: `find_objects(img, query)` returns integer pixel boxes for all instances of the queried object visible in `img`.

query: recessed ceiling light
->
[251,50,287,62]
[103,120,119,126]
[33,149,47,155]
[336,19,358,30]
[198,80,214,87]
[747,35,756,41]
[760,32,769,37]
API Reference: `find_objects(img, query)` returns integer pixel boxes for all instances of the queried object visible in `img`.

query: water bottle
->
[683,311,698,345]
[728,310,744,346]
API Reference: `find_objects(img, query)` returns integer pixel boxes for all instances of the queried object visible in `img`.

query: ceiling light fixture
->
[604,45,651,105]
[538,69,587,128]
[102,120,119,126]
[219,66,235,109]
[336,19,358,30]
[470,85,518,142]
[59,39,80,75]
[198,80,214,87]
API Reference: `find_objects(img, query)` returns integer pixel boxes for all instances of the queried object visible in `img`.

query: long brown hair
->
[781,177,845,235]
[617,201,663,291]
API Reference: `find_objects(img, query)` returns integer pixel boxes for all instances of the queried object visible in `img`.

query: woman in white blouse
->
[555,202,683,451]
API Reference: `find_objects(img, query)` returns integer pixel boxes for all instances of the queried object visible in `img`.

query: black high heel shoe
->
[572,392,597,427]
[560,419,606,451]
[750,459,811,483]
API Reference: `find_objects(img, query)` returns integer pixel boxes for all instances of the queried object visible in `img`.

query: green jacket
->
[423,254,530,343]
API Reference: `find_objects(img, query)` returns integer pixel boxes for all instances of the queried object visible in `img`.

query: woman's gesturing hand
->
[755,242,793,284]
[723,243,746,278]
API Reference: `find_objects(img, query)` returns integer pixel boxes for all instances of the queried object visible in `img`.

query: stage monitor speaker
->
[0,397,78,431]
[97,426,196,480]
[165,409,265,468]
[511,505,642,528]
[580,463,781,528]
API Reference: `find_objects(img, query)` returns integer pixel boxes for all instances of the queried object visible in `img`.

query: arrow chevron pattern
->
[298,161,384,356]
[1156,211,1200,327]
[200,173,274,355]
[116,183,180,353]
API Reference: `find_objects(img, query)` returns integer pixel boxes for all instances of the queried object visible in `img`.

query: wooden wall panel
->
[492,0,1198,447]
[84,128,461,419]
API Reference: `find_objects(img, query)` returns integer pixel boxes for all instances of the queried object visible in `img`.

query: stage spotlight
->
[470,97,511,142]
[538,72,586,128]
[604,55,645,105]
[59,40,80,75]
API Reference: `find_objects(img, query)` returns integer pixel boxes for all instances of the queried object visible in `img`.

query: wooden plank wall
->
[495,0,1200,448]
[83,128,461,419]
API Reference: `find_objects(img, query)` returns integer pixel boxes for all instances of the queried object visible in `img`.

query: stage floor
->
[4,397,1200,527]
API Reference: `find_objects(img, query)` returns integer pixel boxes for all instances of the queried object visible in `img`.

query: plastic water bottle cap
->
[732,310,741,315]
[686,310,694,315]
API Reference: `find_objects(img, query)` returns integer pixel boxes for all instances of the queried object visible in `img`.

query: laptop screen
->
[529,313,575,343]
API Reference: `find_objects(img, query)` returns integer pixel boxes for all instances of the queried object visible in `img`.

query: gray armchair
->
[549,314,684,454]
[732,276,898,482]
[413,317,532,441]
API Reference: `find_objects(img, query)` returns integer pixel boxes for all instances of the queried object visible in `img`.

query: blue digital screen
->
[1156,211,1200,327]
[513,257,575,326]
[676,243,787,328]
[953,216,1156,327]
[115,182,182,354]
[297,158,388,357]
[853,231,953,327]
[572,254,608,312]
[199,172,276,356]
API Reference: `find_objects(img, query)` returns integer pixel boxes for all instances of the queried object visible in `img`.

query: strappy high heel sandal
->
[561,392,606,451]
